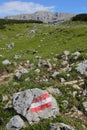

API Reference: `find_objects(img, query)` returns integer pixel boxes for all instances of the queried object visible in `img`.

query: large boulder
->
[13,88,59,124]
[6,115,24,130]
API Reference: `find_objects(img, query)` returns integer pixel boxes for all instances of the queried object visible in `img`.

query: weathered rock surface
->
[6,115,24,130]
[13,88,59,124]
[5,11,75,24]
[76,60,87,75]
[50,123,75,130]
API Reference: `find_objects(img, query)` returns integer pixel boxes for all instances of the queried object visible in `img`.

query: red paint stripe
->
[33,93,50,103]
[30,102,52,112]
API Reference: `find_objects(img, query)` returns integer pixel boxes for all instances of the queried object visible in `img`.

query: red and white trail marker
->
[30,93,52,112]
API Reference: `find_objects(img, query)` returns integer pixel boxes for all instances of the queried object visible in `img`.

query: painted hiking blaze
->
[30,93,52,112]
[13,88,59,123]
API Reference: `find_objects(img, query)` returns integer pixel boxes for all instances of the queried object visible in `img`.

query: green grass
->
[0,21,87,130]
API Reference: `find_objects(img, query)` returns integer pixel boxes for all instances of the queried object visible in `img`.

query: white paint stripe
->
[30,97,51,108]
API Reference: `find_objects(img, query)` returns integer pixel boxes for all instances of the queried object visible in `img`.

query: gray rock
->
[6,115,24,130]
[35,69,40,73]
[14,68,29,79]
[14,55,21,60]
[52,72,59,78]
[38,59,52,71]
[7,43,14,49]
[73,91,77,97]
[83,89,87,96]
[13,88,59,124]
[50,123,75,130]
[47,86,62,96]
[64,50,70,56]
[19,68,28,74]
[2,59,11,65]
[14,71,22,79]
[83,101,87,115]
[60,78,65,83]
[62,60,68,66]
[76,60,87,75]
[72,51,81,60]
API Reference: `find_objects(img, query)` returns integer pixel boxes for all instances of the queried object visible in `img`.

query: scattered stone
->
[50,122,75,130]
[38,60,52,71]
[35,69,40,73]
[72,51,81,60]
[14,68,29,79]
[19,68,28,74]
[72,84,81,90]
[14,71,22,79]
[35,56,41,59]
[51,72,59,78]
[82,89,87,96]
[6,115,24,130]
[26,60,30,64]
[63,50,70,60]
[30,30,35,33]
[64,80,83,85]
[60,78,65,83]
[73,91,77,97]
[2,95,8,102]
[62,100,69,108]
[2,59,11,65]
[66,73,70,77]
[64,50,70,56]
[7,42,14,49]
[47,86,62,95]
[83,102,87,115]
[62,60,68,66]
[4,100,13,109]
[25,77,30,81]
[76,60,87,75]
[13,88,59,124]
[69,106,83,118]
[14,55,21,60]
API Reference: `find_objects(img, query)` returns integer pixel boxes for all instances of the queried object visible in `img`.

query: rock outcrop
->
[5,11,75,24]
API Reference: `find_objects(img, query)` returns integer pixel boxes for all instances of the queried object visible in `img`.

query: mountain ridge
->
[5,11,75,24]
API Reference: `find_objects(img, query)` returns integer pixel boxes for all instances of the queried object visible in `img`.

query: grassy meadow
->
[0,20,87,130]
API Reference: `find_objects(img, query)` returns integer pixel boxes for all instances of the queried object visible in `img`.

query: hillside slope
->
[0,21,87,130]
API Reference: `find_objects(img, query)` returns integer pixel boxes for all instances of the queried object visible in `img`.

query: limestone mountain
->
[5,11,75,23]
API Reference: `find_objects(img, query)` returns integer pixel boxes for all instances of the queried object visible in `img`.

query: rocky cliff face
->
[5,11,75,23]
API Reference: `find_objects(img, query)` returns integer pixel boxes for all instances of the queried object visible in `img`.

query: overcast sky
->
[0,0,87,17]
